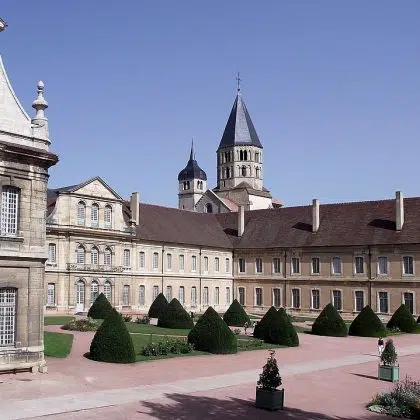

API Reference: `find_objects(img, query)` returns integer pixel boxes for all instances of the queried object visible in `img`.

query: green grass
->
[44,331,74,358]
[44,316,75,326]
[125,323,191,336]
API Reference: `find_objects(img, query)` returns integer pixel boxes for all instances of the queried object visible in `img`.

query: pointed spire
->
[190,138,195,161]
[32,80,48,120]
[178,142,207,181]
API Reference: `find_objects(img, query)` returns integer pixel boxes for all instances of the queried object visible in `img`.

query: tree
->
[311,303,348,337]
[223,299,251,326]
[387,304,418,333]
[348,305,387,337]
[87,293,113,319]
[157,298,194,329]
[257,350,282,391]
[380,339,398,366]
[148,293,168,319]
[265,307,299,347]
[253,306,278,339]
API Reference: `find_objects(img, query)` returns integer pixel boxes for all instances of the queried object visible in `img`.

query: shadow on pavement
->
[351,373,379,381]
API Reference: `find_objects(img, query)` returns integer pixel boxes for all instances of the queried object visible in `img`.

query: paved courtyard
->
[1,327,419,419]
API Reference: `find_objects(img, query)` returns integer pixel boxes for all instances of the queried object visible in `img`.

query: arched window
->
[244,150,248,161]
[256,167,260,179]
[226,168,230,178]
[255,152,259,163]
[1,187,19,236]
[241,166,247,177]
[239,150,243,160]
[91,280,99,303]
[0,288,17,345]
[91,247,99,265]
[206,203,213,213]
[104,247,112,267]
[186,181,190,189]
[91,203,99,227]
[77,201,86,226]
[104,280,112,302]
[104,205,112,228]
[76,246,85,264]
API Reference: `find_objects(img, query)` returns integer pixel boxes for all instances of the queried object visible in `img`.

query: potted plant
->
[256,350,284,411]
[378,339,400,382]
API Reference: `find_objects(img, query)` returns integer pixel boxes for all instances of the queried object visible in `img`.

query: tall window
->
[403,256,414,275]
[355,256,364,274]
[76,246,85,264]
[48,243,56,263]
[355,291,364,312]
[291,257,300,274]
[378,256,388,275]
[333,290,342,311]
[215,257,220,272]
[214,287,220,305]
[104,248,112,266]
[238,287,245,305]
[139,251,145,269]
[378,291,388,313]
[225,258,230,273]
[191,255,197,272]
[255,288,263,306]
[238,258,245,273]
[179,255,185,271]
[273,258,281,274]
[104,205,112,228]
[332,257,342,274]
[0,288,17,346]
[152,252,159,270]
[179,286,185,305]
[77,201,86,226]
[255,258,263,273]
[91,281,99,303]
[123,285,130,305]
[204,256,209,272]
[47,283,56,306]
[91,203,99,227]
[203,287,209,306]
[404,292,414,314]
[139,285,145,306]
[311,289,320,310]
[292,288,300,309]
[273,288,281,307]
[91,247,98,265]
[191,286,197,307]
[226,287,231,304]
[1,187,19,236]
[167,253,172,270]
[104,280,112,302]
[311,257,320,274]
[123,249,131,268]
[166,286,172,302]
[153,285,159,301]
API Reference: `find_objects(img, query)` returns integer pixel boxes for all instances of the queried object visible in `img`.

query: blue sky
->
[1,1,419,207]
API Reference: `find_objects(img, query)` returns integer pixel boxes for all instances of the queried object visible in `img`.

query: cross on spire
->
[236,72,242,92]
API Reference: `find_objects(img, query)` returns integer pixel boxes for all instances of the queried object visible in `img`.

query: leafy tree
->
[257,350,282,391]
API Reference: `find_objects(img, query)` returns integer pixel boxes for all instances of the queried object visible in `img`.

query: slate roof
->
[177,145,207,181]
[217,92,263,150]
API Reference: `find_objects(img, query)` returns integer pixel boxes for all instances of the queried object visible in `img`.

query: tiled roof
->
[220,197,238,212]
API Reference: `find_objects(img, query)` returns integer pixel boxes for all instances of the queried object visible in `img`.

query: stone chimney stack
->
[238,205,245,237]
[312,199,320,233]
[130,192,140,226]
[396,191,404,231]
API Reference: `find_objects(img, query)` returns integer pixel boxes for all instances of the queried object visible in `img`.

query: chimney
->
[238,205,245,237]
[312,199,320,233]
[130,192,140,226]
[396,191,404,231]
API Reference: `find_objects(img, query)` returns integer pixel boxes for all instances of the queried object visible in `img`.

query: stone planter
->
[378,364,400,382]
[255,388,284,411]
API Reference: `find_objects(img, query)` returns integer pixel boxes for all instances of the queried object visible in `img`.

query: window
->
[273,258,281,274]
[0,288,17,346]
[139,285,145,306]
[238,287,245,305]
[204,256,209,272]
[206,203,213,213]
[203,286,209,306]
[225,258,230,273]
[191,287,197,307]
[91,203,99,227]
[378,256,388,275]
[404,292,414,314]
[104,248,112,266]
[179,255,185,271]
[48,243,56,263]
[104,280,112,302]
[292,289,300,309]
[139,251,145,269]
[178,286,185,305]
[123,249,131,268]
[273,288,281,307]
[355,291,364,312]
[76,246,85,264]
[311,290,320,310]
[403,256,414,275]
[226,287,231,304]
[355,256,364,274]
[241,166,247,177]
[167,253,172,270]
[333,290,342,311]
[1,187,19,236]
[215,257,220,272]
[77,201,86,226]
[378,291,388,313]
[192,255,197,272]
[166,286,172,302]
[215,287,220,305]
[91,281,99,303]
[47,283,55,306]
[91,247,98,265]
[291,257,300,274]
[152,285,159,301]
[311,257,320,274]
[332,257,342,274]
[255,288,263,306]
[152,252,159,270]
[238,258,245,273]
[104,205,112,228]
[123,285,130,305]
[255,258,263,273]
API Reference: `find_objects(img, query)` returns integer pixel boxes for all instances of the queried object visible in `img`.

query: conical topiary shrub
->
[148,293,168,319]
[223,299,251,326]
[417,315,420,324]
[387,304,418,333]
[89,308,135,363]
[188,306,237,354]
[157,298,194,329]
[349,305,387,337]
[265,307,299,347]
[253,306,278,339]
[311,303,348,337]
[87,293,113,319]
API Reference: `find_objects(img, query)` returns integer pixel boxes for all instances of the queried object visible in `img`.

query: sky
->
[1,1,419,208]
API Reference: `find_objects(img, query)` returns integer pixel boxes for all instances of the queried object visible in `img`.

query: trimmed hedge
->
[223,299,251,326]
[311,303,348,337]
[87,293,113,319]
[349,305,387,337]
[265,307,299,347]
[89,308,135,363]
[387,304,418,333]
[253,306,278,339]
[188,306,237,354]
[148,293,168,319]
[157,298,194,329]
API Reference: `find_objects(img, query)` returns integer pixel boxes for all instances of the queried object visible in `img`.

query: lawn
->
[44,331,74,357]
[44,316,75,326]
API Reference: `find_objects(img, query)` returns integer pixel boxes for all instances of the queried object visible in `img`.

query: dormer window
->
[1,187,19,236]
[104,205,112,228]
[91,203,99,227]
[77,201,86,226]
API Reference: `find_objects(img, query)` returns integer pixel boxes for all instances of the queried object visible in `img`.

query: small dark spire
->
[178,142,207,181]
[190,138,195,161]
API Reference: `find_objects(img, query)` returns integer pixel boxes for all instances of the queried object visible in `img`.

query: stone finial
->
[32,80,48,120]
